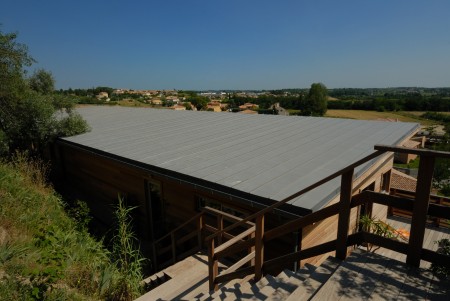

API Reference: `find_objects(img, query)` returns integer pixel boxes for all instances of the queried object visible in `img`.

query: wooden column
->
[197,214,204,249]
[152,243,158,272]
[294,228,303,271]
[336,168,354,260]
[254,214,265,281]
[406,155,435,267]
[171,232,176,264]
[208,238,218,291]
[217,214,224,245]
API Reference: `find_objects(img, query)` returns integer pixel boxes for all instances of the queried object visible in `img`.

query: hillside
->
[0,155,143,300]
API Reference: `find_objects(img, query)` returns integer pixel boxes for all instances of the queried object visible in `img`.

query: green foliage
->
[109,197,144,301]
[0,154,145,300]
[430,238,450,279]
[0,28,35,100]
[186,94,209,110]
[27,226,68,299]
[301,83,328,116]
[359,215,398,252]
[0,29,89,157]
[67,200,92,232]
[28,68,55,95]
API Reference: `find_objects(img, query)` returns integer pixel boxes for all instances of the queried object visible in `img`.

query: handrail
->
[202,206,255,227]
[206,145,450,291]
[375,144,450,157]
[153,211,204,245]
[206,149,386,241]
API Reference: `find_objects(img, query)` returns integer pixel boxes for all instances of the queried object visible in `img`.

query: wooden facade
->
[55,139,397,271]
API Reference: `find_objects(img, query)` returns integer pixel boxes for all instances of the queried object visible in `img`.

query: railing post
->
[293,228,302,271]
[208,238,218,291]
[336,168,354,260]
[249,230,255,267]
[436,197,443,227]
[407,155,435,267]
[254,214,265,281]
[197,213,204,249]
[217,214,224,245]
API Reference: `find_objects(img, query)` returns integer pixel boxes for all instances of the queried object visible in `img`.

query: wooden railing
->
[152,206,254,272]
[390,188,450,228]
[206,144,450,291]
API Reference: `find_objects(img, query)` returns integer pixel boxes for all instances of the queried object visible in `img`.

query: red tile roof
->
[391,169,417,192]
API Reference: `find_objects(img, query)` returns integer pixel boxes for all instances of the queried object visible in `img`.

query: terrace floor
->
[374,215,450,269]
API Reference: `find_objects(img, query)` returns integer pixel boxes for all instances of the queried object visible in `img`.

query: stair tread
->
[285,256,341,301]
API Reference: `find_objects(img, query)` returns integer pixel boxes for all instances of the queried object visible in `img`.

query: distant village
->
[95,89,290,115]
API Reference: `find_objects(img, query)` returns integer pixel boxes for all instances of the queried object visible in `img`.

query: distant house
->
[96,92,109,101]
[273,103,289,116]
[151,98,163,105]
[239,103,259,110]
[239,109,258,115]
[54,107,419,267]
[207,101,222,112]
[171,104,186,111]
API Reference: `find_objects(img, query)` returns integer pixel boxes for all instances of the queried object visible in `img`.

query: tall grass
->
[109,198,145,301]
[0,153,144,300]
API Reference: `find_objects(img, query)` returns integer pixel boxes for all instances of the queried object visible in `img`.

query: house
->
[96,91,109,101]
[54,106,419,269]
[239,103,259,110]
[239,109,258,115]
[206,101,222,112]
[171,104,186,111]
[151,98,163,105]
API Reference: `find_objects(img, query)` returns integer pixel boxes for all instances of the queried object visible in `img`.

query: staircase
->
[137,248,449,300]
[138,145,450,300]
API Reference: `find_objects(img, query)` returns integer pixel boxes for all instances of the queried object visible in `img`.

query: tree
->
[301,83,328,116]
[0,29,34,100]
[29,68,55,94]
[0,29,89,156]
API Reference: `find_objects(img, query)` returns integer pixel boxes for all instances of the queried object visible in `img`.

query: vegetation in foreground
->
[0,154,144,300]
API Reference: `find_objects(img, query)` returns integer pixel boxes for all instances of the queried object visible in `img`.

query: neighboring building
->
[207,101,222,112]
[151,98,163,105]
[171,104,186,111]
[239,109,258,115]
[394,139,421,164]
[273,103,289,116]
[96,92,109,101]
[239,103,259,110]
[54,107,419,267]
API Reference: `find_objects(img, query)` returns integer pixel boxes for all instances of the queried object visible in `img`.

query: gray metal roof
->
[62,106,419,212]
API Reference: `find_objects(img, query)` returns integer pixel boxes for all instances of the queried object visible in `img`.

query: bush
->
[431,238,450,279]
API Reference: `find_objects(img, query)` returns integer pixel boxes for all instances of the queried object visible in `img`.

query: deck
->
[137,217,450,300]
[374,216,450,269]
[313,248,449,300]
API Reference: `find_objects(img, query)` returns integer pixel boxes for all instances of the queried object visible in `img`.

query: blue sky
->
[2,0,450,90]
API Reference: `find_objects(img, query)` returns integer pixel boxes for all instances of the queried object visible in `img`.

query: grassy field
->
[325,110,437,126]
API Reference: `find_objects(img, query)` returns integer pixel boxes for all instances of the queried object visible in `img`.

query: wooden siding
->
[57,142,393,266]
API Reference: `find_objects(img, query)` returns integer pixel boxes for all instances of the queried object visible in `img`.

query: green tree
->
[28,68,55,94]
[301,83,328,116]
[0,29,34,100]
[0,29,89,156]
